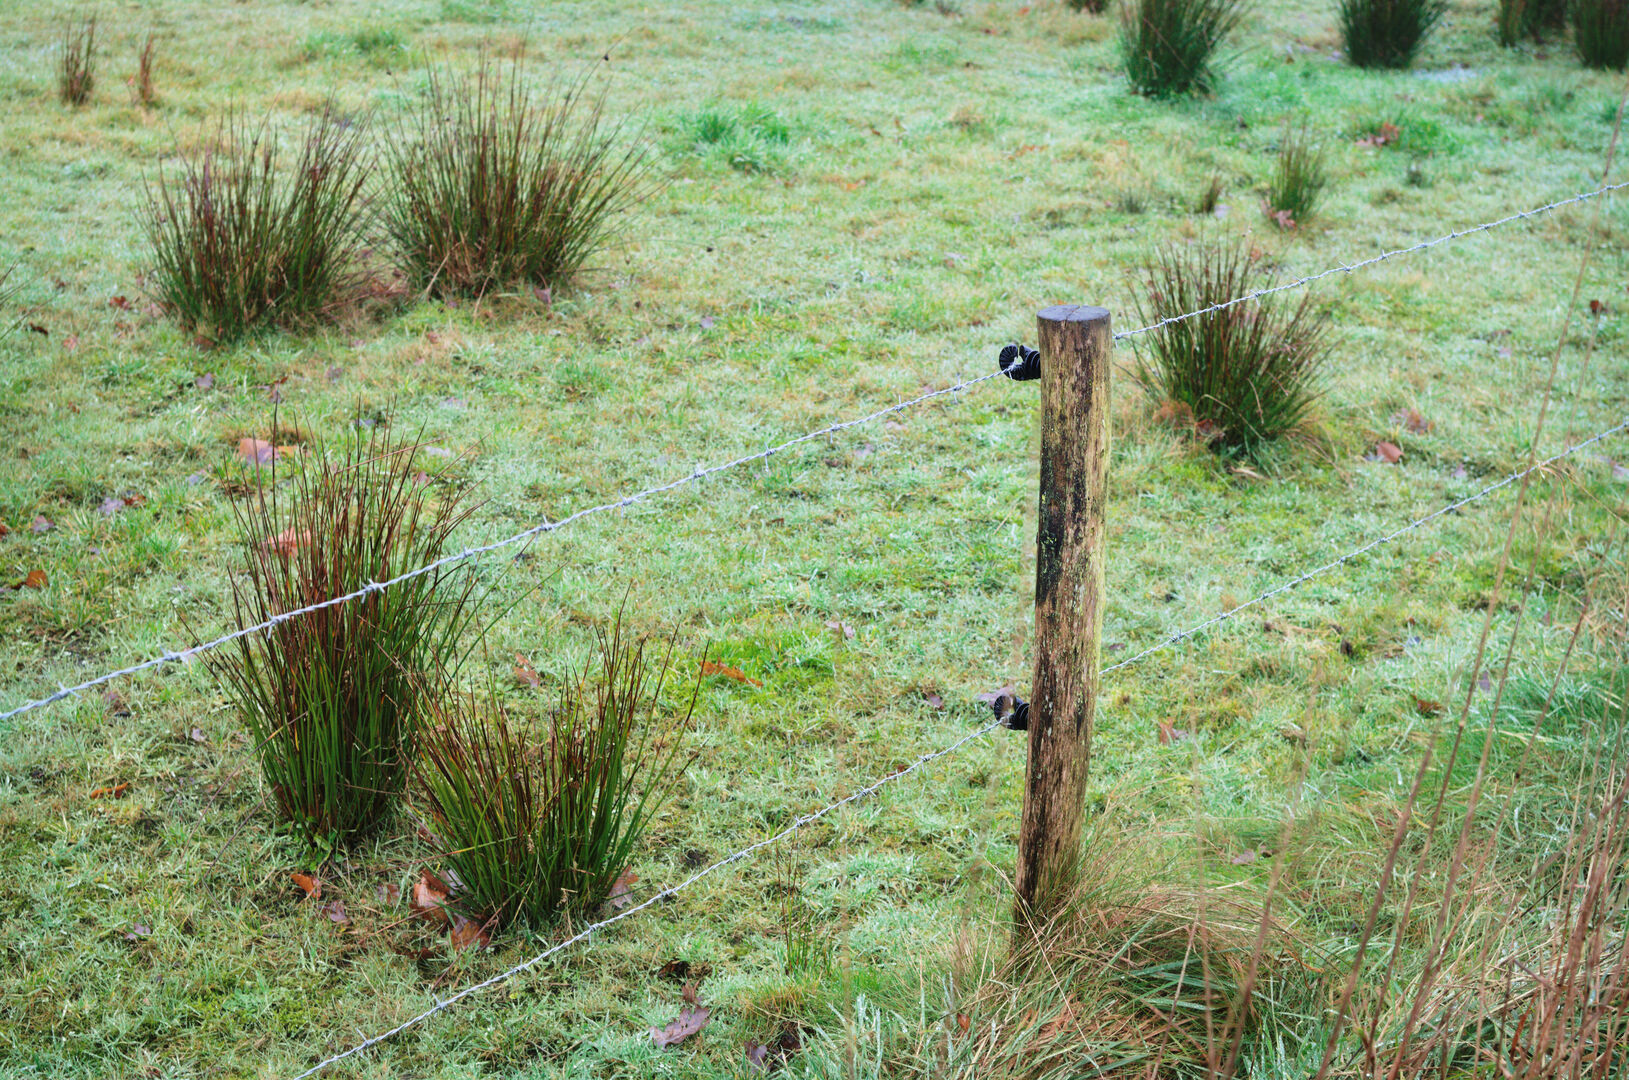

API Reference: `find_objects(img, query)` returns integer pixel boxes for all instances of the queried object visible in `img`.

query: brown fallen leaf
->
[411,870,450,926]
[31,515,53,534]
[262,527,310,558]
[514,652,541,688]
[377,882,402,906]
[188,727,207,744]
[957,1013,972,1033]
[1391,408,1433,434]
[123,923,150,942]
[27,322,48,336]
[237,437,277,466]
[824,619,856,640]
[62,333,79,352]
[98,496,128,517]
[745,1042,770,1071]
[1413,696,1444,717]
[21,569,48,589]
[323,900,350,925]
[1156,720,1190,745]
[449,913,490,951]
[701,660,762,688]
[109,295,133,311]
[0,522,9,537]
[194,372,215,390]
[609,868,638,909]
[1374,441,1403,464]
[651,1005,712,1049]
[89,782,130,799]
[1230,849,1258,865]
[923,691,945,710]
[292,872,322,900]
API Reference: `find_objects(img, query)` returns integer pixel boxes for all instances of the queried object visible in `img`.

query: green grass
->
[1,0,1628,1077]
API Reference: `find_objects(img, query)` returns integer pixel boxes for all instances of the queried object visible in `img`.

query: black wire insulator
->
[998,344,1041,381]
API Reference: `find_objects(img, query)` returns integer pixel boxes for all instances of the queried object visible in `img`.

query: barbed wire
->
[1112,179,1629,342]
[288,718,1002,1080]
[287,415,1626,1079]
[3,178,1621,725]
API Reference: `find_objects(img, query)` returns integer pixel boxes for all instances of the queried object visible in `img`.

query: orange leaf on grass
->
[700,660,762,688]
[1374,441,1403,464]
[609,869,638,909]
[514,652,541,689]
[89,782,130,799]
[411,870,450,926]
[262,527,310,558]
[21,569,47,589]
[449,914,490,951]
[291,872,321,900]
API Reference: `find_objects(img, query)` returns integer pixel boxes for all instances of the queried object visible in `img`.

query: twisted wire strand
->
[288,417,1625,1079]
[5,179,1621,722]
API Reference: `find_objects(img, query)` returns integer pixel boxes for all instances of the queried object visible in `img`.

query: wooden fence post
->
[1013,305,1112,928]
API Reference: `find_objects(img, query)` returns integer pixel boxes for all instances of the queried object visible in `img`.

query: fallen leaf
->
[109,295,133,311]
[923,691,945,710]
[824,619,856,640]
[27,322,48,337]
[411,870,450,925]
[1391,408,1433,434]
[1590,298,1606,315]
[104,690,130,717]
[377,882,402,906]
[123,923,150,942]
[188,727,207,744]
[1230,464,1265,480]
[745,1042,770,1071]
[698,315,715,330]
[194,373,214,390]
[1156,720,1190,745]
[976,684,1016,705]
[237,438,279,467]
[1413,696,1444,717]
[21,569,48,589]
[449,913,490,951]
[683,980,700,1006]
[1271,208,1296,230]
[701,660,762,688]
[0,522,8,537]
[89,782,130,799]
[1477,671,1493,693]
[532,285,553,306]
[98,496,128,516]
[62,334,79,352]
[264,379,286,404]
[651,1005,713,1049]
[609,868,638,909]
[514,652,541,688]
[323,900,350,925]
[31,515,53,533]
[291,872,322,900]
[1374,441,1403,464]
[262,527,310,558]
[1230,849,1258,865]
[957,1013,971,1033]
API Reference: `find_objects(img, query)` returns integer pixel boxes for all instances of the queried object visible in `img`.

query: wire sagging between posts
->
[287,415,1626,1079]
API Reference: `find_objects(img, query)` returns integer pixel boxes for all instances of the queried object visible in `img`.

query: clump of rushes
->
[205,425,479,846]
[1574,0,1629,70]
[1066,0,1109,12]
[141,106,372,343]
[1338,0,1448,68]
[415,621,696,931]
[1119,0,1245,98]
[1131,240,1332,455]
[1498,0,1568,44]
[59,15,96,106]
[380,57,653,300]
[1264,121,1327,230]
[131,32,156,106]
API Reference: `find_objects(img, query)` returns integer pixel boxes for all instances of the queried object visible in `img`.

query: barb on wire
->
[1112,180,1629,342]
[289,718,1001,1080]
[289,414,1627,1079]
[0,371,1004,725]
[1101,420,1629,675]
[6,177,1623,725]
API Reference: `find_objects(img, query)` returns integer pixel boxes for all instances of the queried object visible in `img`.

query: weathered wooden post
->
[1013,305,1111,927]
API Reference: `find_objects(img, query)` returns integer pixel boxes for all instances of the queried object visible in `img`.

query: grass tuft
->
[380,57,653,300]
[131,32,156,107]
[414,619,695,931]
[1265,121,1328,229]
[1499,0,1569,45]
[1338,0,1448,68]
[1130,239,1332,455]
[1118,0,1245,98]
[203,424,480,847]
[58,15,96,106]
[1574,0,1629,70]
[140,106,373,343]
